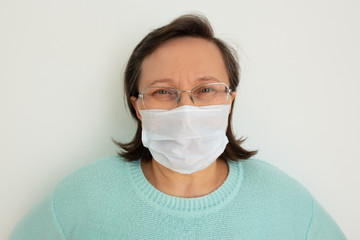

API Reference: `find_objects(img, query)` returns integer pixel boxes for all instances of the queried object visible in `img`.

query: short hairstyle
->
[113,13,257,162]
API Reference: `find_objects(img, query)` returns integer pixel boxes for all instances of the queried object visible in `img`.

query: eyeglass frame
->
[137,82,233,109]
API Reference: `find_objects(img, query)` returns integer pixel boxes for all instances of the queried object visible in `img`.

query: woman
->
[11,14,345,239]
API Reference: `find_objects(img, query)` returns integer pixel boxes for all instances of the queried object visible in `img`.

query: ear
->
[228,91,236,113]
[130,96,142,121]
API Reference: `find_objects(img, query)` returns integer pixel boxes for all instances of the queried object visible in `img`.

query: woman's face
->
[131,37,235,117]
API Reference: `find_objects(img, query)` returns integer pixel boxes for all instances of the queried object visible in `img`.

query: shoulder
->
[51,155,134,205]
[48,156,137,232]
[240,158,308,189]
[240,157,295,177]
[229,159,346,239]
[238,158,313,205]
[55,155,128,186]
[10,156,136,239]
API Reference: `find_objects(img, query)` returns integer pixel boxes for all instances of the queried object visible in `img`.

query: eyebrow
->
[197,76,220,82]
[148,76,221,87]
[148,78,173,86]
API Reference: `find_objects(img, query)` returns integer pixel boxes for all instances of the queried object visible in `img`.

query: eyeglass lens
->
[140,83,231,110]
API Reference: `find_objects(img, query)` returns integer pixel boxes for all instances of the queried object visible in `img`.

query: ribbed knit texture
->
[10,156,346,239]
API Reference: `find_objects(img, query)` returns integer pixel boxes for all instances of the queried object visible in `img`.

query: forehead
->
[139,37,229,89]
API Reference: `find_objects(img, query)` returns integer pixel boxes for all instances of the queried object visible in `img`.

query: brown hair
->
[113,13,257,162]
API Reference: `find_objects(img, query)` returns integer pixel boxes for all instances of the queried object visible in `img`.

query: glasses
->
[138,82,232,110]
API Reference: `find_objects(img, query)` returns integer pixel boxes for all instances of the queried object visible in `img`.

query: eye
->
[146,87,177,100]
[157,89,169,95]
[197,86,216,94]
[200,87,213,93]
[192,84,220,99]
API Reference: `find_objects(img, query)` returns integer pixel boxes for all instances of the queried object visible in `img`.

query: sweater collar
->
[127,159,243,216]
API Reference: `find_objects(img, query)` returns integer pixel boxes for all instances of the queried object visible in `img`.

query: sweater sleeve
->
[306,199,346,240]
[10,194,66,240]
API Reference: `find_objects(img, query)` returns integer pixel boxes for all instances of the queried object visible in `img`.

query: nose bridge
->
[177,90,194,106]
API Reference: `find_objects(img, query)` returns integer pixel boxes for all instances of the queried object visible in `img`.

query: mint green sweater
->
[10,156,346,239]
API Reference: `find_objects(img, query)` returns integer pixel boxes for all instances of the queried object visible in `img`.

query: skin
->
[130,37,235,198]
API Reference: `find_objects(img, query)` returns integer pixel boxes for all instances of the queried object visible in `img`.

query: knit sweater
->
[10,156,346,239]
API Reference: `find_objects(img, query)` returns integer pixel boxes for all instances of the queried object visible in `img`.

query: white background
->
[1,0,359,239]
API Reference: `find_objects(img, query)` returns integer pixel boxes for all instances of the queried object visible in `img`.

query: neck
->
[141,158,229,198]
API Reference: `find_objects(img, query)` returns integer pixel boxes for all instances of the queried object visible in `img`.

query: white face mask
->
[139,104,230,174]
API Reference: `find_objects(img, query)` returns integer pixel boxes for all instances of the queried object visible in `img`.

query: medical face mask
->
[139,104,230,174]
